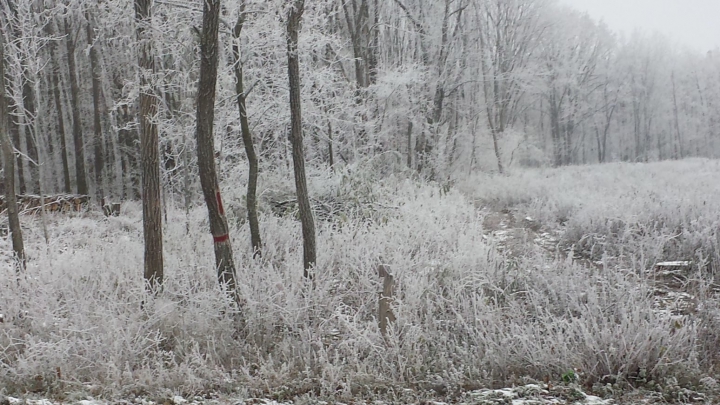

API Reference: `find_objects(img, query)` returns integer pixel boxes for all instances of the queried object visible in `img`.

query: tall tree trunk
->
[134,0,164,291]
[631,78,641,161]
[0,32,25,273]
[21,68,39,194]
[117,104,140,199]
[406,120,413,168]
[4,0,24,195]
[232,5,262,258]
[197,0,239,293]
[490,128,503,173]
[9,105,24,194]
[368,0,379,85]
[342,0,369,89]
[57,89,72,193]
[671,71,683,159]
[65,17,88,195]
[287,0,316,277]
[549,93,562,167]
[327,117,334,170]
[182,131,191,235]
[47,21,71,193]
[86,11,104,202]
[31,68,49,244]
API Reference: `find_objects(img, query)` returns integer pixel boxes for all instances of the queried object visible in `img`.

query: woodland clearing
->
[1,159,720,404]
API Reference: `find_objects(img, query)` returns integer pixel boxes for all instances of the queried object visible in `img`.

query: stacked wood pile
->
[0,194,90,215]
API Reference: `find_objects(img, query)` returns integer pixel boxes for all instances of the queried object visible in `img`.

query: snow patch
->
[172,396,187,405]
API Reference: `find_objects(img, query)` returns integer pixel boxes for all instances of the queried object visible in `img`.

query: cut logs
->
[0,194,90,215]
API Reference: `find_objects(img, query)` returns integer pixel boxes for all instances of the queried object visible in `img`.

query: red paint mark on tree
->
[216,190,224,215]
[213,233,229,243]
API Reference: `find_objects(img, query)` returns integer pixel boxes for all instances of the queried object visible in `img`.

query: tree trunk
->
[65,17,88,195]
[197,0,239,293]
[0,32,25,273]
[368,0,379,85]
[287,0,317,277]
[134,0,164,291]
[21,68,39,194]
[406,120,413,168]
[5,0,25,195]
[631,77,641,161]
[342,0,370,89]
[117,104,140,199]
[9,105,24,194]
[86,11,105,203]
[232,5,262,258]
[325,115,335,171]
[47,21,72,193]
[671,71,683,160]
[490,128,504,173]
[594,123,602,163]
[182,131,191,235]
[549,93,562,167]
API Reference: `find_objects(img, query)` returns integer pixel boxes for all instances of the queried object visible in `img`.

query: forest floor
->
[2,159,720,404]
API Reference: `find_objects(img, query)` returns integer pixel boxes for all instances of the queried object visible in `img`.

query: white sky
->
[555,0,720,53]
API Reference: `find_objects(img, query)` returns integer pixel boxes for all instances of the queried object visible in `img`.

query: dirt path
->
[478,205,707,320]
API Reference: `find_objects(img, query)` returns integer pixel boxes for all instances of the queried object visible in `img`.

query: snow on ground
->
[1,384,615,405]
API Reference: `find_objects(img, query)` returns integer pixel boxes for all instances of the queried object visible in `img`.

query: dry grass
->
[459,158,720,272]
[0,161,716,400]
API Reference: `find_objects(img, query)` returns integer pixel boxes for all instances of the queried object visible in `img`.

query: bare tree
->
[341,0,378,88]
[287,0,316,277]
[670,70,683,159]
[134,0,163,290]
[593,54,622,163]
[539,11,606,166]
[476,0,541,173]
[196,0,239,293]
[232,2,261,258]
[0,27,25,273]
[391,0,467,177]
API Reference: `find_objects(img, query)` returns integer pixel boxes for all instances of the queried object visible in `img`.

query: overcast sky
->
[555,0,720,53]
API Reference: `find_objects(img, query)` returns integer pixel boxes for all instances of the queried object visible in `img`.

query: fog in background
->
[557,0,720,52]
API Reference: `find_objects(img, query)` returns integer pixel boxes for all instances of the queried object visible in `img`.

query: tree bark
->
[549,91,562,167]
[21,67,39,194]
[4,0,25,195]
[342,0,370,89]
[287,0,317,277]
[671,71,683,160]
[197,0,239,293]
[135,0,164,291]
[406,120,413,168]
[0,32,25,273]
[46,20,71,193]
[232,5,262,258]
[368,0,379,85]
[8,101,23,194]
[86,11,105,202]
[64,17,88,195]
[325,114,335,171]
